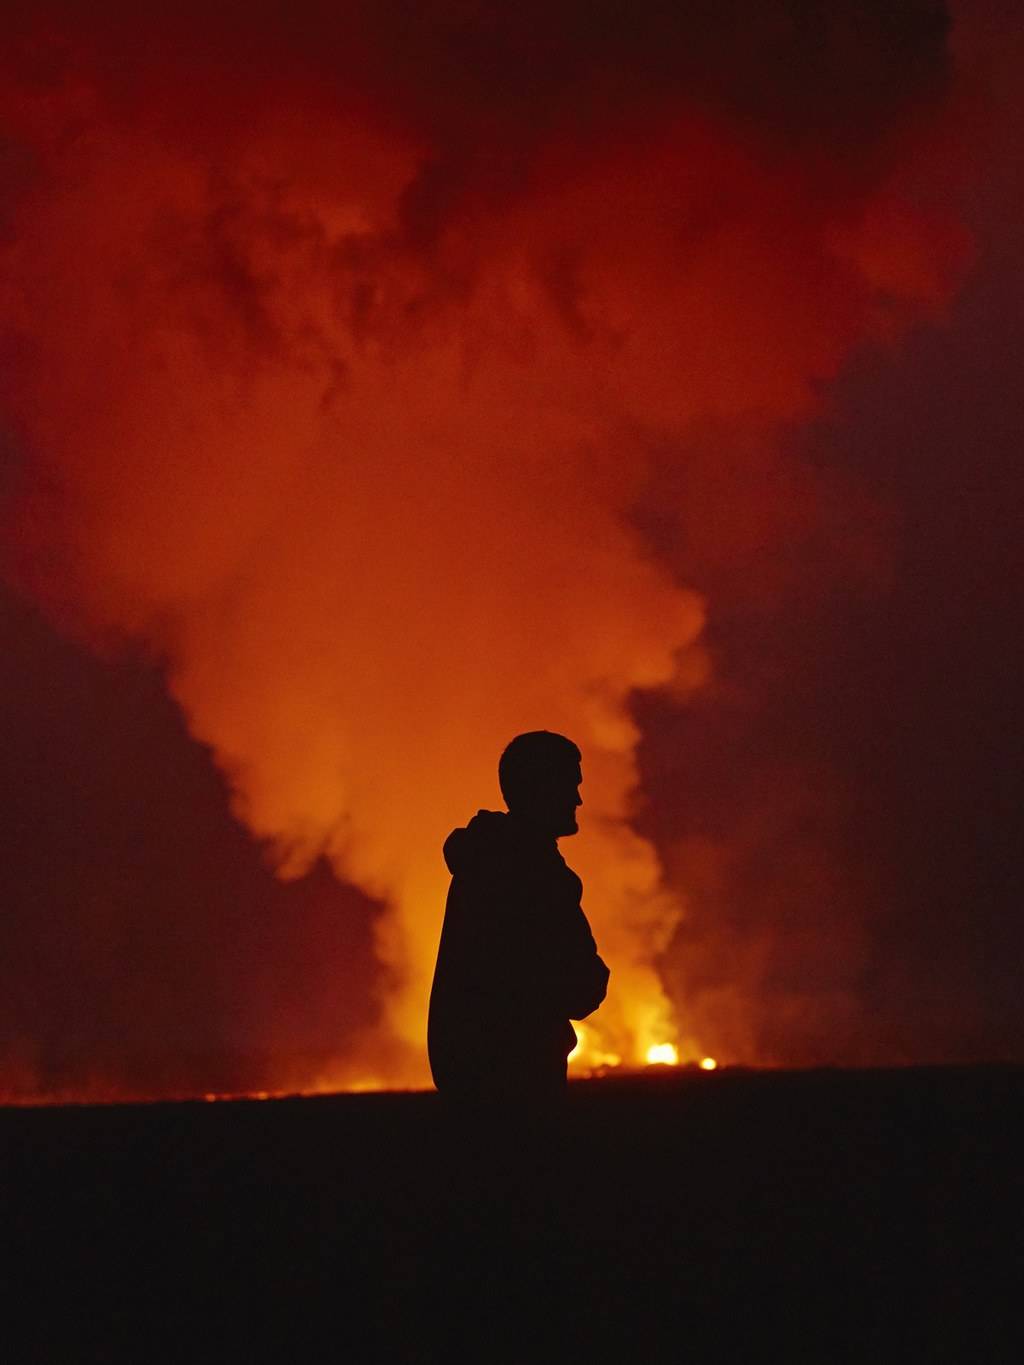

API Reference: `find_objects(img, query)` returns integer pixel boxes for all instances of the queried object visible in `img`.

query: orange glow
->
[0,9,971,1102]
[700,1057,718,1071]
[645,1043,680,1067]
[568,1024,623,1073]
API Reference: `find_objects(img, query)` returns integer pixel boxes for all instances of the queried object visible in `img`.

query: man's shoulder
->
[443,810,510,877]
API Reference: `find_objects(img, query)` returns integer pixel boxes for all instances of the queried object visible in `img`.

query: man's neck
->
[505,809,558,846]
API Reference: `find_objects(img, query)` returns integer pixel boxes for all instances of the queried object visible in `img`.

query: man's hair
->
[498,731,581,809]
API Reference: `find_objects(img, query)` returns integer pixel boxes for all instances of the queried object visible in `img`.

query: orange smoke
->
[0,3,971,1095]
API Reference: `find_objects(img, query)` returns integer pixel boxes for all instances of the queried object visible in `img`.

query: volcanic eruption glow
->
[1,1,997,1103]
[645,1043,680,1068]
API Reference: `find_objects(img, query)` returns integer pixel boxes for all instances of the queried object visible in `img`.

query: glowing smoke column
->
[1,66,966,1083]
[1,105,709,1080]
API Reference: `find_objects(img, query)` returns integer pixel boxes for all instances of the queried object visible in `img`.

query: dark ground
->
[4,1067,1021,1363]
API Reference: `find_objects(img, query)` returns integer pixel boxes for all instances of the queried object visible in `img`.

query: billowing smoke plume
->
[1,2,986,1097]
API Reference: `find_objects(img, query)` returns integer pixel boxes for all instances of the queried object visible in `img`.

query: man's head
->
[498,731,583,838]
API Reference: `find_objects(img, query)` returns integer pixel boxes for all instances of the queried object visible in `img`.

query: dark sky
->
[1,0,1020,1097]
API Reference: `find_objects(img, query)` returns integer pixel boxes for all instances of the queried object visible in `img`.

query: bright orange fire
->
[645,1043,680,1067]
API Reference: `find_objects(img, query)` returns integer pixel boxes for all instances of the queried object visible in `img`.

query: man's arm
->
[561,909,610,1019]
[565,949,609,1019]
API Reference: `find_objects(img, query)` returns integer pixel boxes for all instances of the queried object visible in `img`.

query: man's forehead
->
[541,759,581,783]
[521,755,581,785]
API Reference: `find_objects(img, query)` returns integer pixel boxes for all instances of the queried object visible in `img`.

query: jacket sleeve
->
[560,907,610,1020]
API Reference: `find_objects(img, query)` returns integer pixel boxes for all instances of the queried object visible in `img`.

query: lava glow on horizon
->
[645,1044,681,1068]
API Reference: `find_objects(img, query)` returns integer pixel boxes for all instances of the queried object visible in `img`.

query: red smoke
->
[2,2,1000,1100]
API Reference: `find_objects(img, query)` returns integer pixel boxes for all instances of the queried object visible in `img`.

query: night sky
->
[2,0,1021,1100]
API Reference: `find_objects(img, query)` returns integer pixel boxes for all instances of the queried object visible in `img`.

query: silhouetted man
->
[428,731,609,1109]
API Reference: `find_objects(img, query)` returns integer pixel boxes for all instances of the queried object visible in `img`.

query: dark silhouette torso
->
[428,809,609,1105]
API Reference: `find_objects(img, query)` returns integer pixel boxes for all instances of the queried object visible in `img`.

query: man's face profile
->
[522,761,582,839]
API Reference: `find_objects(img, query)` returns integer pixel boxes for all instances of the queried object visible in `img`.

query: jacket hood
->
[443,809,510,875]
[443,808,565,876]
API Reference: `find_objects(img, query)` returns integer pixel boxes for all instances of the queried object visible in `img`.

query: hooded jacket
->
[427,809,609,1100]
